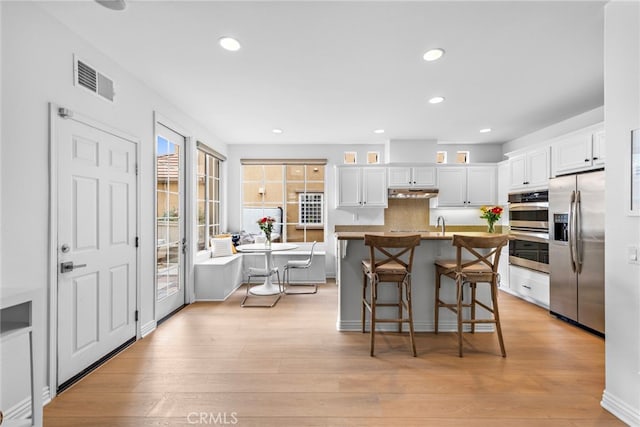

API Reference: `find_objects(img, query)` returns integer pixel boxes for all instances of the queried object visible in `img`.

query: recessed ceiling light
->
[373,129,385,134]
[272,128,283,134]
[480,128,492,133]
[429,96,445,104]
[95,0,127,10]
[423,48,445,61]
[219,37,241,52]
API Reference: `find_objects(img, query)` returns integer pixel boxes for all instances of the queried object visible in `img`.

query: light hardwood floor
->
[44,280,623,426]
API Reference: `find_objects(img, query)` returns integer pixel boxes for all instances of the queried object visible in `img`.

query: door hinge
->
[58,107,74,119]
[135,163,139,175]
[135,310,139,322]
[135,237,139,248]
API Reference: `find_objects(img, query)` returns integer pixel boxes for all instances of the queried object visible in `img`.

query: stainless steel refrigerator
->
[549,170,605,335]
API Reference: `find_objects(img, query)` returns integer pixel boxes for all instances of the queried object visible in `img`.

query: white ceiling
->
[38,1,605,145]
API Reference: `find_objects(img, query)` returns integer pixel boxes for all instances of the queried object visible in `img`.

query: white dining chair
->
[283,241,318,295]
[241,266,282,308]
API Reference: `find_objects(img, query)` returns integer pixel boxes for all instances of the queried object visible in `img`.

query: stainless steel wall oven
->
[508,190,549,273]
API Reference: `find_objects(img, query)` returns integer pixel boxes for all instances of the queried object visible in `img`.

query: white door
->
[436,167,467,206]
[336,167,362,207]
[361,167,387,207]
[467,166,497,206]
[155,124,186,320]
[57,113,138,385]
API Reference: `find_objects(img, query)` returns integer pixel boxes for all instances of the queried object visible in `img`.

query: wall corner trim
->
[140,320,157,338]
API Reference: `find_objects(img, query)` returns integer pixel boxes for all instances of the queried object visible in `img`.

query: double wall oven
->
[508,190,549,273]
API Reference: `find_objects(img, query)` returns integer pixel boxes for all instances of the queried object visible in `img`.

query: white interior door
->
[155,124,186,320]
[57,113,138,386]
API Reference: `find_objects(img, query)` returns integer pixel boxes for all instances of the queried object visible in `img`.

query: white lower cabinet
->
[508,265,549,309]
[497,247,509,289]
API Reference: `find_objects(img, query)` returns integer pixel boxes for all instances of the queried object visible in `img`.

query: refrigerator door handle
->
[568,190,577,272]
[575,190,583,273]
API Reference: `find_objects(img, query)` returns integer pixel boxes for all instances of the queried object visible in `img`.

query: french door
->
[156,123,186,321]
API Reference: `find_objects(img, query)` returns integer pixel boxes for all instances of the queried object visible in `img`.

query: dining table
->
[235,242,298,295]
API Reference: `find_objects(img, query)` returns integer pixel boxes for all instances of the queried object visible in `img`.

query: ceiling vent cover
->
[74,56,115,102]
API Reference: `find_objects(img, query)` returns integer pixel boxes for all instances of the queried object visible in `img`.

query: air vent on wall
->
[74,55,115,102]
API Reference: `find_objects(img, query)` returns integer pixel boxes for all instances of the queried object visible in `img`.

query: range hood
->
[388,188,439,199]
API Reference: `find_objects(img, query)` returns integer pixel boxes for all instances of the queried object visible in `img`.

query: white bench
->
[194,253,243,301]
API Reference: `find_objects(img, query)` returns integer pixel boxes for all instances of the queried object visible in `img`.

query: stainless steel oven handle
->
[575,190,583,273]
[508,202,549,211]
[568,190,577,273]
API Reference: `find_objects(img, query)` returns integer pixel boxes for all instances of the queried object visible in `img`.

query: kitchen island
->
[335,231,507,332]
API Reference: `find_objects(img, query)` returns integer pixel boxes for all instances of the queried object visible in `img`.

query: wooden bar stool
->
[434,234,509,357]
[362,234,421,357]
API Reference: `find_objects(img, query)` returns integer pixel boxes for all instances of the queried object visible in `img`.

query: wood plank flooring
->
[44,281,623,426]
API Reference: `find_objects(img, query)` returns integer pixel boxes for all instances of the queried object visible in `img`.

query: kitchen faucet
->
[436,216,446,234]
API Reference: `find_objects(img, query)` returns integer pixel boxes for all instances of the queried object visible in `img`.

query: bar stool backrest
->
[364,234,421,281]
[450,234,509,281]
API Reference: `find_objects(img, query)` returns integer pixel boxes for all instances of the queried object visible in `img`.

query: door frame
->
[153,112,195,323]
[47,103,141,400]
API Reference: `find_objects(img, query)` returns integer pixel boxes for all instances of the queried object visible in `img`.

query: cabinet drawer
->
[509,265,549,308]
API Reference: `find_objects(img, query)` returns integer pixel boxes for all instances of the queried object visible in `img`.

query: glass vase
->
[487,221,496,233]
[265,233,272,249]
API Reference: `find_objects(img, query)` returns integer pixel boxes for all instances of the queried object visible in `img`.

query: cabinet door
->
[592,129,605,166]
[552,132,593,175]
[336,167,361,207]
[388,167,412,187]
[412,166,437,187]
[509,154,527,189]
[527,147,550,187]
[497,161,510,204]
[467,166,496,206]
[362,167,387,207]
[436,167,467,206]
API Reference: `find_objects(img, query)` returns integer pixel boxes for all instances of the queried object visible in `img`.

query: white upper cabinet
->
[336,166,387,208]
[552,125,605,176]
[508,146,550,191]
[467,166,497,206]
[436,165,496,207]
[497,161,510,204]
[388,166,436,187]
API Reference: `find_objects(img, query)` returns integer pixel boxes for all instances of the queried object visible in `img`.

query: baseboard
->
[140,319,157,338]
[195,282,243,302]
[3,386,49,419]
[601,389,640,426]
[337,320,494,333]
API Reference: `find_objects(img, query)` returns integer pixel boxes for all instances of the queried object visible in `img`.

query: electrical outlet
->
[628,246,639,265]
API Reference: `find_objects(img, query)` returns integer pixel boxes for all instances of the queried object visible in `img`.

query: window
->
[436,151,447,164]
[241,160,326,243]
[299,193,323,227]
[456,151,470,164]
[367,151,380,164]
[343,152,357,164]
[196,145,223,250]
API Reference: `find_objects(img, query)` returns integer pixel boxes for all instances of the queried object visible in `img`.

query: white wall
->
[502,106,604,154]
[0,1,227,409]
[386,139,504,163]
[601,2,640,425]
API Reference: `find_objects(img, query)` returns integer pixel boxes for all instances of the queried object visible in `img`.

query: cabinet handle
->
[593,157,598,160]
[523,181,529,185]
[584,159,590,162]
[522,285,532,290]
